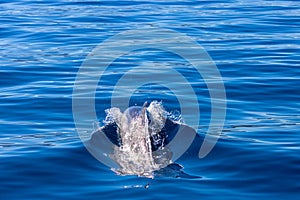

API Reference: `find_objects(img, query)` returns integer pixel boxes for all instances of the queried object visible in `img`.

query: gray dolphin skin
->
[85,101,197,177]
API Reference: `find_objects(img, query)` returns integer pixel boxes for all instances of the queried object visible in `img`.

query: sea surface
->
[1,0,300,199]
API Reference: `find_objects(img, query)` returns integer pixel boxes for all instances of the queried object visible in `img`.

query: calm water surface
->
[0,0,299,199]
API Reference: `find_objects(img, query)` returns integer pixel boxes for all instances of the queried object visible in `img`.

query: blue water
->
[1,0,300,199]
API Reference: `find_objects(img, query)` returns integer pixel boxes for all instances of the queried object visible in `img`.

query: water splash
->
[105,101,174,178]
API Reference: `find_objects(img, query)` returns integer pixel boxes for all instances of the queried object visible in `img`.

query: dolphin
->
[85,101,197,177]
[98,102,180,150]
